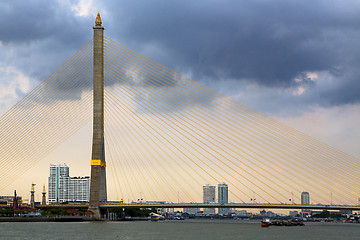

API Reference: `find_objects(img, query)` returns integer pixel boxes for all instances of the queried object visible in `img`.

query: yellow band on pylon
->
[91,160,106,168]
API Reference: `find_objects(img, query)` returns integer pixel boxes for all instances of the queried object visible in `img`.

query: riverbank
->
[0,216,86,222]
[0,216,153,222]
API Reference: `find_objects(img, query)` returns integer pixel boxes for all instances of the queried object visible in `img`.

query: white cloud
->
[292,86,305,96]
[0,64,31,113]
[57,0,95,17]
[72,0,95,17]
[291,71,319,96]
[306,72,318,80]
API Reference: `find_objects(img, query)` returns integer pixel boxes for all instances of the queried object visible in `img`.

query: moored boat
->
[261,218,270,227]
[261,218,304,227]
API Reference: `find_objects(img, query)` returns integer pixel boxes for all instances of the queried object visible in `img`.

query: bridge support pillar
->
[89,12,107,219]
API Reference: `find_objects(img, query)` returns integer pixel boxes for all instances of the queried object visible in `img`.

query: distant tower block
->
[30,182,36,209]
[89,12,107,219]
[203,184,216,215]
[42,184,46,205]
[218,183,229,215]
[301,192,310,205]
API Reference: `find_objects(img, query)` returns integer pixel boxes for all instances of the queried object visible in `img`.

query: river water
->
[0,220,359,240]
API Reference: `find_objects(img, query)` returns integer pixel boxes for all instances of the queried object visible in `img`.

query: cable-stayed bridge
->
[1,13,360,218]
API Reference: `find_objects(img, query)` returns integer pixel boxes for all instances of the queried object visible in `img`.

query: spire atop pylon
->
[95,11,102,26]
[42,184,46,193]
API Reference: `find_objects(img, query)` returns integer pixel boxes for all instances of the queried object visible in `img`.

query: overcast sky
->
[2,0,360,197]
[0,0,359,109]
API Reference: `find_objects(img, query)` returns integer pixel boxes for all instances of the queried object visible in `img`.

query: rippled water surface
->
[1,220,360,240]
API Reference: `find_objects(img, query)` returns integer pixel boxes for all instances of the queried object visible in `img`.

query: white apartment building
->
[48,164,90,204]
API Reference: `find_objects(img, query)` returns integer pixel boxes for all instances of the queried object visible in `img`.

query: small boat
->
[149,212,165,221]
[261,218,270,227]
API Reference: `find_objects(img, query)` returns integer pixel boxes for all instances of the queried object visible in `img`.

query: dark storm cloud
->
[2,0,360,108]
[0,0,89,44]
[0,0,92,83]
[318,67,360,106]
[103,0,360,106]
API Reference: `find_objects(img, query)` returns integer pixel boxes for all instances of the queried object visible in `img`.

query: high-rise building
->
[68,177,90,202]
[218,183,229,215]
[48,164,69,203]
[203,184,216,215]
[203,184,216,203]
[48,164,90,204]
[301,192,310,205]
[300,192,311,218]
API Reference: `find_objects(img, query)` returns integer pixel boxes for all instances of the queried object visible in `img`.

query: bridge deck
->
[29,203,360,211]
